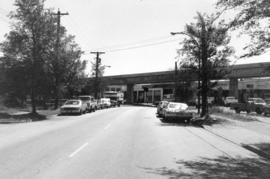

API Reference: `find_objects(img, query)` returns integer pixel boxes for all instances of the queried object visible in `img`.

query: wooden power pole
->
[52,9,69,109]
[90,52,105,99]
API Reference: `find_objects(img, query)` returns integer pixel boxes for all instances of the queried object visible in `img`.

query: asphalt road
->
[0,106,268,179]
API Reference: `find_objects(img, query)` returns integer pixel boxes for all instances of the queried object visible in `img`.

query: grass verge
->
[0,112,46,123]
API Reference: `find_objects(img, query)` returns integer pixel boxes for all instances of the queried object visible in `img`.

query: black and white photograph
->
[1,0,270,178]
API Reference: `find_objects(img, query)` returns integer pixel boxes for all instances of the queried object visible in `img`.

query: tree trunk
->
[54,81,59,109]
[31,87,37,114]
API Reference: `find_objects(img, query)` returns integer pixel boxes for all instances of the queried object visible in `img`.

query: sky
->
[0,0,269,76]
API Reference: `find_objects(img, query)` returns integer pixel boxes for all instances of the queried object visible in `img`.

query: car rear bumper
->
[60,108,81,114]
[165,112,193,120]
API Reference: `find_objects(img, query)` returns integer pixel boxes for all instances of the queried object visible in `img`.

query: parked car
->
[156,101,169,117]
[100,98,111,108]
[78,95,96,112]
[231,97,266,114]
[95,99,102,110]
[224,96,238,106]
[60,99,87,115]
[247,98,267,106]
[162,102,193,123]
[110,100,119,107]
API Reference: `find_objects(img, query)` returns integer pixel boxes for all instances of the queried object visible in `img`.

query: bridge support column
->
[229,78,238,98]
[126,84,134,104]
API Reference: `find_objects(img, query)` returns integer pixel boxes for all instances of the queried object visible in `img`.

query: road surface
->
[0,106,269,178]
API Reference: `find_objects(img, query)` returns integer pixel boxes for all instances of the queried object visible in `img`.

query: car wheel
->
[264,112,268,116]
[235,108,240,113]
[255,108,262,115]
[160,117,166,123]
[246,109,250,114]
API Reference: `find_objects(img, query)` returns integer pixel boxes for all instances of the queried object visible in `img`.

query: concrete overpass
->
[95,62,270,103]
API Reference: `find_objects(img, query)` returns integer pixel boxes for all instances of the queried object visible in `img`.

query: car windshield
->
[160,101,168,107]
[168,103,188,110]
[65,100,80,105]
[254,98,265,103]
[79,97,90,101]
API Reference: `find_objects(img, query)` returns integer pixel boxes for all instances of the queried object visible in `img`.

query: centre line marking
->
[69,143,88,158]
[104,124,111,130]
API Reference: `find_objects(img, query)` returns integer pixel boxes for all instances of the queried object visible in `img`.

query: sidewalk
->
[205,114,270,158]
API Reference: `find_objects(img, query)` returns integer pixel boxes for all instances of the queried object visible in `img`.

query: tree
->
[176,12,234,117]
[0,0,86,112]
[0,0,55,113]
[217,0,270,57]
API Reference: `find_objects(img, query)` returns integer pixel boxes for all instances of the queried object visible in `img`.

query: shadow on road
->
[140,156,270,179]
[254,143,270,155]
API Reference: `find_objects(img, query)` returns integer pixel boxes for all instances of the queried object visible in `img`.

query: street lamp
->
[171,31,201,114]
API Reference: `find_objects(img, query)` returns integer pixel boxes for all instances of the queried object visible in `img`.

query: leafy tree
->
[0,0,86,112]
[216,0,270,57]
[176,12,234,116]
[0,0,55,113]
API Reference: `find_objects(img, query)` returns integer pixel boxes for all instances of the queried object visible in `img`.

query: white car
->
[60,100,87,115]
[100,98,111,108]
[224,96,238,106]
[78,95,96,112]
[163,102,194,123]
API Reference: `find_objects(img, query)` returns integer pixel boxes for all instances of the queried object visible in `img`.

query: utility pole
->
[174,61,178,102]
[90,52,105,99]
[52,9,69,109]
[197,58,201,114]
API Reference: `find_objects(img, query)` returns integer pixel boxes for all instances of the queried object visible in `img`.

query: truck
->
[103,91,124,106]
[230,97,266,114]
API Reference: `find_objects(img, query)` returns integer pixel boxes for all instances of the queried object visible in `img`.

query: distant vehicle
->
[247,98,266,106]
[95,99,103,110]
[60,100,87,115]
[100,98,111,108]
[224,96,238,106]
[230,97,266,114]
[264,98,270,105]
[162,102,193,123]
[103,91,124,105]
[78,95,96,112]
[156,101,169,117]
[110,100,118,107]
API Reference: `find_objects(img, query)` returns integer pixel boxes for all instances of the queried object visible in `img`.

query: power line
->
[104,38,180,53]
[93,35,173,52]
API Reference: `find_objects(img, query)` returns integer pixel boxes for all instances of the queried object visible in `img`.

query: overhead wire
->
[103,38,181,52]
[92,35,174,51]
[63,13,181,53]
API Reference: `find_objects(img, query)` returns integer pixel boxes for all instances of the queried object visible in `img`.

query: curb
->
[203,124,270,160]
